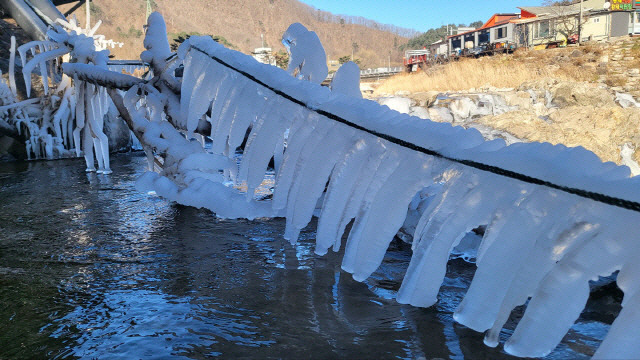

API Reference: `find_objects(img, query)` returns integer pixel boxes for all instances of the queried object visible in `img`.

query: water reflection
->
[0,154,610,359]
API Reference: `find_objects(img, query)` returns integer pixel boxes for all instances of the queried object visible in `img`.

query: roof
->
[517,0,607,20]
[482,13,520,28]
[447,13,519,39]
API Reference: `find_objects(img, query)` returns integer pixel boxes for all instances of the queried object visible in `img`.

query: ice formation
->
[281,23,328,84]
[62,12,640,359]
[329,61,362,98]
[0,15,128,169]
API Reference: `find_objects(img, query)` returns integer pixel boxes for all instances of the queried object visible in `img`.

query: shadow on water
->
[0,153,612,359]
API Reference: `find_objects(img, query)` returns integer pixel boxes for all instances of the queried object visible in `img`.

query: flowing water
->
[0,154,619,359]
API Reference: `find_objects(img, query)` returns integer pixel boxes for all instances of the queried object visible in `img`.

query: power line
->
[189,45,640,213]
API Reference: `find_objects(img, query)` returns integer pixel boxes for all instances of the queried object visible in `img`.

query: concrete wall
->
[491,23,516,43]
[582,13,610,40]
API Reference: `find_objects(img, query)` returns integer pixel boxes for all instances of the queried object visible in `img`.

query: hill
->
[56,0,415,68]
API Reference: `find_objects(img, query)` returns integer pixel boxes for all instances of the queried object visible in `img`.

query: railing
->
[325,66,403,81]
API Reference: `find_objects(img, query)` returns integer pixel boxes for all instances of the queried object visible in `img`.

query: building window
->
[534,20,554,38]
[496,26,508,39]
[592,17,600,23]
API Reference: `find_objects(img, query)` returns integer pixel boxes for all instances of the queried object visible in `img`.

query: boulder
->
[551,82,615,108]
[448,96,477,123]
[615,92,640,108]
[0,134,25,161]
[378,96,412,114]
[409,106,430,119]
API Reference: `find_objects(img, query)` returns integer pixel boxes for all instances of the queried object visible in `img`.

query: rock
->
[570,49,583,57]
[503,91,534,110]
[409,91,440,107]
[621,143,640,176]
[427,107,454,123]
[409,106,430,119]
[551,82,615,108]
[600,55,609,63]
[477,105,640,166]
[611,55,623,61]
[0,134,25,161]
[394,90,410,97]
[449,97,477,123]
[629,68,640,77]
[623,56,635,61]
[378,96,412,114]
[616,92,640,108]
[597,62,608,75]
[359,83,374,94]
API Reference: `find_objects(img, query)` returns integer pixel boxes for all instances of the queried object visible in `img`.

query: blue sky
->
[300,0,546,33]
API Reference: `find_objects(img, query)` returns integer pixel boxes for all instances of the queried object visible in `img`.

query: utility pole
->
[85,0,90,30]
[579,0,583,44]
[146,0,152,19]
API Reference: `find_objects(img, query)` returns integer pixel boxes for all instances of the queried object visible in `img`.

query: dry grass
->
[374,48,602,95]
[376,58,543,94]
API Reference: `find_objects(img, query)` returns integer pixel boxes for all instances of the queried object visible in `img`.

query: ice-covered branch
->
[155,31,639,359]
[62,63,144,90]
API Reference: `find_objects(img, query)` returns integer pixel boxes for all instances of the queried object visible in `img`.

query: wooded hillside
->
[57,0,416,68]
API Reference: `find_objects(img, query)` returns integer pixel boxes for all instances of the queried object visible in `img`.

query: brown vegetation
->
[56,0,409,68]
[374,40,639,95]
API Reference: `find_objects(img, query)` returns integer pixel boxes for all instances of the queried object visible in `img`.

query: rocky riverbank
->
[373,37,640,175]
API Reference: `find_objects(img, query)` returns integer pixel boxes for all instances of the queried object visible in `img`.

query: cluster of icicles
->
[0,17,124,171]
[121,32,640,359]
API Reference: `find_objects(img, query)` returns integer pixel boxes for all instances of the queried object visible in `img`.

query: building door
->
[611,11,631,37]
[634,11,640,34]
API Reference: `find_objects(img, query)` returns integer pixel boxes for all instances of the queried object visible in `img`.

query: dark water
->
[0,154,616,359]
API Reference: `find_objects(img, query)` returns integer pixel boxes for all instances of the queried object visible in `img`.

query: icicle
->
[37,44,49,96]
[73,79,85,157]
[594,255,640,359]
[208,76,250,153]
[208,71,240,137]
[342,150,434,281]
[272,113,324,210]
[315,137,385,255]
[397,174,530,307]
[21,45,69,98]
[282,123,357,243]
[9,36,17,97]
[238,98,293,199]
[180,49,222,134]
[454,190,578,332]
[225,86,271,153]
[501,211,635,358]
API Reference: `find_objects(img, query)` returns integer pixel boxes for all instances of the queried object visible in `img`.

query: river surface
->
[0,153,619,359]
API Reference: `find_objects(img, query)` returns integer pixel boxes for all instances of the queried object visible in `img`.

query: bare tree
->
[538,1,588,42]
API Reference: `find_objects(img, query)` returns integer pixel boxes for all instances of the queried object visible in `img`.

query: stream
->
[0,153,618,359]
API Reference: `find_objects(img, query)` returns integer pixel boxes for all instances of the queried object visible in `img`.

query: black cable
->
[190,45,640,213]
